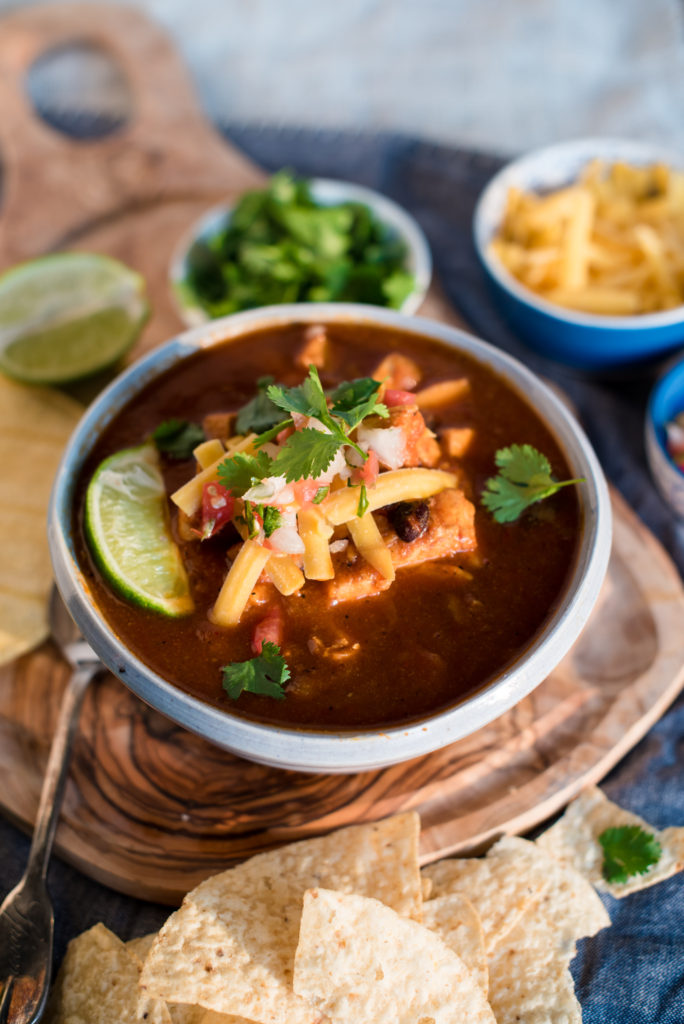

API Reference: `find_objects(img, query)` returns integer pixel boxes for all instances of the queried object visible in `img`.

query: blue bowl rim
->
[473,136,684,333]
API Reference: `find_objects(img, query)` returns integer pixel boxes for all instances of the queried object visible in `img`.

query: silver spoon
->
[0,587,102,1023]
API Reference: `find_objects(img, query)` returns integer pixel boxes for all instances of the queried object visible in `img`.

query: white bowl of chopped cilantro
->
[170,171,432,324]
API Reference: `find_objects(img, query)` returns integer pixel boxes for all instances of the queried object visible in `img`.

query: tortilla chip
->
[293,888,496,1024]
[422,837,547,953]
[0,378,81,664]
[536,786,684,896]
[421,892,488,995]
[488,942,581,1024]
[495,836,609,949]
[127,932,157,962]
[485,837,609,1024]
[140,813,421,1024]
[45,922,171,1024]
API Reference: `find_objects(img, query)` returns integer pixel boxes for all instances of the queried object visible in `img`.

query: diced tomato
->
[351,449,379,487]
[276,424,295,444]
[384,388,416,407]
[293,478,323,504]
[251,606,284,654]
[200,482,235,539]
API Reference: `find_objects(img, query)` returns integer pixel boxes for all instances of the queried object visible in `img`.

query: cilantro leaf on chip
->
[598,825,662,884]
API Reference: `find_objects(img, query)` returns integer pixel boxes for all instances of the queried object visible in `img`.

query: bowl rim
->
[645,353,684,479]
[169,177,433,327]
[48,303,612,773]
[473,136,684,332]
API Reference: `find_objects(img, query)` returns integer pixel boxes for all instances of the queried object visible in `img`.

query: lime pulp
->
[85,443,194,617]
[0,252,149,384]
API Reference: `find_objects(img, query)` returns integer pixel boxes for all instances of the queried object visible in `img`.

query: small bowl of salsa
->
[49,305,612,772]
[646,353,684,517]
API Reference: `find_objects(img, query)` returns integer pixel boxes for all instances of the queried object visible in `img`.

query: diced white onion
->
[268,525,305,554]
[357,424,407,470]
[329,539,349,554]
[243,475,288,502]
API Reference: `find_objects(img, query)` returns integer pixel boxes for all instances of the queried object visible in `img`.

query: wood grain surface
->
[0,3,683,904]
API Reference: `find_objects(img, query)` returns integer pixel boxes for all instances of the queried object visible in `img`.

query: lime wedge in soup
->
[0,252,149,384]
[85,443,194,617]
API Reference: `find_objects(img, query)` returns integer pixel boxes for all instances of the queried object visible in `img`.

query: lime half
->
[0,252,149,384]
[85,443,194,617]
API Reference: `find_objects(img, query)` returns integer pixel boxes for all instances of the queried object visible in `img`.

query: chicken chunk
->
[327,487,476,603]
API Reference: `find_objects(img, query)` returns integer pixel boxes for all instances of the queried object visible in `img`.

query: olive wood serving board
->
[1,3,683,903]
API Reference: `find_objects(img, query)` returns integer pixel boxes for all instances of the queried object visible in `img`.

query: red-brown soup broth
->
[74,322,580,730]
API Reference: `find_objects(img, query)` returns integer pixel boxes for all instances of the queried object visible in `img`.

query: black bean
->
[387,501,430,542]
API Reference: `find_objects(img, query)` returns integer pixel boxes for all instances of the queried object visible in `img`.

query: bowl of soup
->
[49,305,612,772]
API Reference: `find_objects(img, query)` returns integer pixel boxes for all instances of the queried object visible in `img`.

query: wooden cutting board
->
[1,3,683,904]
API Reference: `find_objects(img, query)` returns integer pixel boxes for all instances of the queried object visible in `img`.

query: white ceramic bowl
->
[49,304,612,773]
[170,179,432,326]
[473,137,684,370]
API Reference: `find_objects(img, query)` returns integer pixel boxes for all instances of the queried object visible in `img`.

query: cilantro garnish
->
[182,170,415,316]
[598,825,662,884]
[312,486,329,504]
[235,376,285,434]
[217,450,274,497]
[329,377,388,430]
[243,500,258,538]
[221,642,290,701]
[273,428,343,483]
[481,444,584,523]
[356,483,369,517]
[261,505,283,538]
[152,419,205,460]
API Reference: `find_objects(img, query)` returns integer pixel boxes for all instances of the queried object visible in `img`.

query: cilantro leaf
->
[267,365,329,421]
[221,641,290,701]
[261,505,283,537]
[235,376,285,434]
[312,485,329,504]
[481,444,583,523]
[217,451,274,497]
[599,825,662,884]
[273,428,342,482]
[152,419,205,460]
[329,377,388,430]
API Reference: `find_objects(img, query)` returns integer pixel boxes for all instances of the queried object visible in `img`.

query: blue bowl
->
[646,355,684,517]
[473,138,684,371]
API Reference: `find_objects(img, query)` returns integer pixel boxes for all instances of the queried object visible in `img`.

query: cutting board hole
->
[26,42,132,140]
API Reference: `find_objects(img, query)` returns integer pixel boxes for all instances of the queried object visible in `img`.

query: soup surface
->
[75,321,581,730]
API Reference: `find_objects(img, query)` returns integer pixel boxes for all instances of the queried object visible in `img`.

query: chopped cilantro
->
[267,365,331,422]
[312,485,329,504]
[273,428,342,482]
[221,642,290,701]
[152,419,205,460]
[235,376,284,434]
[481,444,584,523]
[329,377,388,430]
[356,483,370,517]
[217,451,274,497]
[182,170,415,316]
[261,505,283,537]
[243,500,258,538]
[599,825,662,884]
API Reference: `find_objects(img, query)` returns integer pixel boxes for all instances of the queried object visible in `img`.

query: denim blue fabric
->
[0,124,681,1023]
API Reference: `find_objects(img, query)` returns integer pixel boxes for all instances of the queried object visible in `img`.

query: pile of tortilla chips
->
[45,787,683,1024]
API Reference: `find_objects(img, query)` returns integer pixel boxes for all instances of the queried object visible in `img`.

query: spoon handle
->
[26,665,99,882]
